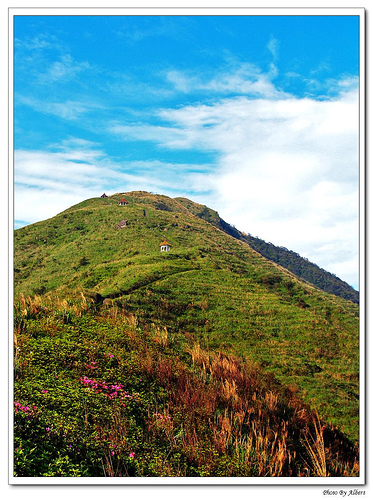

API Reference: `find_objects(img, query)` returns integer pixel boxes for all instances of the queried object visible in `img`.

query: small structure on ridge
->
[118,198,128,206]
[116,219,128,229]
[101,193,108,198]
[160,240,171,252]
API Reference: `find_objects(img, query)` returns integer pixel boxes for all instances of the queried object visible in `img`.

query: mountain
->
[13,191,360,477]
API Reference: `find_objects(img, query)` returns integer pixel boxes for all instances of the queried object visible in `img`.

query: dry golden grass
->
[265,391,279,412]
[221,379,238,404]
[302,414,327,476]
[152,326,169,348]
[188,343,210,368]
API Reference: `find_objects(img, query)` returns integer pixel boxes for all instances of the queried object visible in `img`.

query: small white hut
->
[160,240,171,252]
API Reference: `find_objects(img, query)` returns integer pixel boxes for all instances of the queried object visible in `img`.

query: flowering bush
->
[80,375,136,404]
[14,402,37,418]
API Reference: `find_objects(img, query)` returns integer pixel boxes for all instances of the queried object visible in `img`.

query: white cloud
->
[110,85,359,288]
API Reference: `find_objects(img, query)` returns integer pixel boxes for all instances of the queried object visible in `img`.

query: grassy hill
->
[13,191,360,477]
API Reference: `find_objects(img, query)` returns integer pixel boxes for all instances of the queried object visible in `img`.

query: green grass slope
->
[175,197,359,303]
[13,191,360,476]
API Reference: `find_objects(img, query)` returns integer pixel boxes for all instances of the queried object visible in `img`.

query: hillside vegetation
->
[175,197,359,304]
[13,191,360,477]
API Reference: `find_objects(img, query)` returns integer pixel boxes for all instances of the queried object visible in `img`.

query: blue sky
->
[13,11,361,289]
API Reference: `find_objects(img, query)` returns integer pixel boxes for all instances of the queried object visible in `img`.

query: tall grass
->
[302,414,327,476]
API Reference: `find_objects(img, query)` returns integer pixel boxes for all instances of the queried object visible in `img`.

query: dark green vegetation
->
[14,191,360,477]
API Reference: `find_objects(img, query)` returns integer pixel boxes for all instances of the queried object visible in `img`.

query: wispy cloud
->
[267,36,279,60]
[15,31,95,99]
[41,54,91,83]
[14,32,73,80]
[165,61,286,99]
[112,16,198,45]
[14,33,59,53]
[16,94,99,121]
[14,144,213,226]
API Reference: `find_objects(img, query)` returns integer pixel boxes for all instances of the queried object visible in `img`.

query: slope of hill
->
[13,191,360,477]
[174,198,359,303]
[14,293,358,478]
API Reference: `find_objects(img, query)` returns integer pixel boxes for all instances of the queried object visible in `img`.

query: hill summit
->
[15,190,358,302]
[13,191,360,477]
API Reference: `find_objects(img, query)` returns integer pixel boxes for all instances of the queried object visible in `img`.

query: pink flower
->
[42,390,48,394]
[129,452,135,458]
